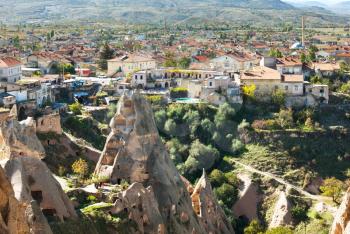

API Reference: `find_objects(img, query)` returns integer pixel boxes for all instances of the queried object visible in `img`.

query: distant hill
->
[0,0,347,26]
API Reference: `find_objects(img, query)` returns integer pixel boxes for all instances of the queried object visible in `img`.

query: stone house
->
[0,57,22,83]
[107,54,156,76]
[210,52,257,72]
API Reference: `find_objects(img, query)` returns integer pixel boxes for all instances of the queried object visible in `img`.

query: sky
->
[286,0,344,4]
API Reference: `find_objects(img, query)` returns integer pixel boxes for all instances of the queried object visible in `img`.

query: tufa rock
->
[330,188,350,234]
[0,116,45,160]
[269,191,292,228]
[233,174,259,221]
[95,92,206,233]
[191,169,235,234]
[110,182,164,234]
[0,165,52,234]
[1,157,77,223]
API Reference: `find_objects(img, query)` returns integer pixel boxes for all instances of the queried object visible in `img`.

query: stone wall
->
[36,113,62,135]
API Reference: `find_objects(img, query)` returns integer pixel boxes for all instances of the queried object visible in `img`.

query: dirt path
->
[231,159,330,202]
[63,131,102,155]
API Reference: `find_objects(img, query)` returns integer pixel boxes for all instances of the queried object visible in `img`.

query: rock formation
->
[1,157,77,222]
[330,188,350,234]
[0,106,77,233]
[95,92,209,233]
[233,174,259,221]
[36,113,62,135]
[110,182,164,234]
[0,106,45,160]
[191,170,235,234]
[269,191,292,228]
[0,165,52,234]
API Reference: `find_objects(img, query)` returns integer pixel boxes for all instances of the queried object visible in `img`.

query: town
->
[1,19,348,117]
[1,10,350,234]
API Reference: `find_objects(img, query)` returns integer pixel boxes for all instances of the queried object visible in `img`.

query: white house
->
[210,52,256,72]
[0,57,22,83]
[107,54,156,76]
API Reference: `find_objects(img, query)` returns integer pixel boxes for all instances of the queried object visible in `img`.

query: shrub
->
[244,219,264,234]
[72,158,89,179]
[231,139,245,154]
[69,102,83,115]
[170,87,188,98]
[265,227,293,234]
[271,89,286,106]
[320,177,345,204]
[214,183,237,208]
[209,169,226,187]
[184,140,219,176]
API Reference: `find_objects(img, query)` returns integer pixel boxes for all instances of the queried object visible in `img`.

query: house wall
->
[0,65,21,83]
[36,113,62,135]
[108,60,156,75]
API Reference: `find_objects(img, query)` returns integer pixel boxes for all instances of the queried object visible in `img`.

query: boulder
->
[330,188,350,234]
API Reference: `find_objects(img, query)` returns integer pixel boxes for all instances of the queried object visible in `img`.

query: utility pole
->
[301,16,305,47]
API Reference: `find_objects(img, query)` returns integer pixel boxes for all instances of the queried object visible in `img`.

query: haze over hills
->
[0,0,348,26]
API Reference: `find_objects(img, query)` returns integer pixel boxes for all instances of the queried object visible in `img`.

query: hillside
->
[0,0,347,26]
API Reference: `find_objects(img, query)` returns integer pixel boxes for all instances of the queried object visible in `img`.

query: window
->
[285,86,288,91]
[140,75,143,80]
[294,85,299,91]
[209,82,213,87]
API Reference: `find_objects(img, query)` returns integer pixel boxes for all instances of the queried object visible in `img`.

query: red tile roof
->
[0,57,21,68]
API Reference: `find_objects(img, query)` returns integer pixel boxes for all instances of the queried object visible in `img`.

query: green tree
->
[265,227,293,234]
[164,119,177,136]
[214,183,237,208]
[163,51,177,67]
[320,177,345,204]
[300,53,307,63]
[269,48,283,58]
[244,219,264,234]
[184,140,219,175]
[178,57,191,69]
[98,43,114,70]
[69,102,83,115]
[209,169,226,187]
[277,108,294,129]
[271,89,286,106]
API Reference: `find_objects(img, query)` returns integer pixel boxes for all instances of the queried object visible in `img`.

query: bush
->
[244,219,264,234]
[265,226,293,234]
[271,89,286,106]
[184,140,219,176]
[209,169,227,187]
[69,102,83,115]
[72,158,89,179]
[214,183,237,208]
[231,139,244,154]
[170,87,188,98]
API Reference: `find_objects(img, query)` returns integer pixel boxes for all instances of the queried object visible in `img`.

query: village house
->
[187,76,242,105]
[210,52,257,72]
[240,65,304,97]
[0,57,22,83]
[107,54,156,76]
[312,62,340,77]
